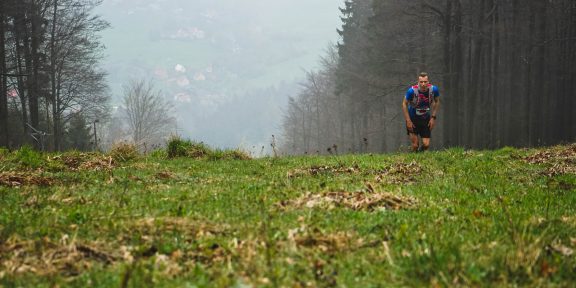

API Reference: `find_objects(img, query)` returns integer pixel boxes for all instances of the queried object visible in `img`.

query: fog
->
[93,0,343,152]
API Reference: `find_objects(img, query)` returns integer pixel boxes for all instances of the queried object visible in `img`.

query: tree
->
[122,79,176,150]
[47,0,110,151]
[64,112,92,151]
[281,0,576,153]
[0,0,8,147]
[0,0,109,150]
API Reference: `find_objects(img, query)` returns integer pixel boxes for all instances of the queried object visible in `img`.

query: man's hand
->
[406,120,415,132]
[428,118,436,130]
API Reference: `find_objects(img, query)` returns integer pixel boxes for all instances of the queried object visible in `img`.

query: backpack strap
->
[411,85,419,107]
[428,85,434,107]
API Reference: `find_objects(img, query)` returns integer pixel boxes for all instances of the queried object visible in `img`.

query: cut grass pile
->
[0,143,575,287]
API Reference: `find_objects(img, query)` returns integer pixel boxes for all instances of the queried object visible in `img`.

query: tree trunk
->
[0,1,8,147]
[570,1,576,140]
[465,0,485,148]
[29,1,42,147]
[489,0,499,148]
[13,11,30,139]
[525,2,535,146]
[453,0,463,147]
[442,0,453,147]
[50,0,60,151]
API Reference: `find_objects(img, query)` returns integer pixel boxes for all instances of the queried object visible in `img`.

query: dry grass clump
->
[123,217,230,242]
[50,152,115,171]
[78,155,115,171]
[0,236,117,277]
[375,161,423,184]
[0,172,55,187]
[0,218,232,279]
[523,144,576,176]
[108,142,139,162]
[287,164,360,178]
[277,187,416,212]
[288,228,360,254]
[56,152,92,170]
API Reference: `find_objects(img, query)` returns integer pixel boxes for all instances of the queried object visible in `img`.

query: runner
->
[402,72,441,152]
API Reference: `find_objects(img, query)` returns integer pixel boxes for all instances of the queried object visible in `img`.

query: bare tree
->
[122,79,176,150]
[48,0,110,150]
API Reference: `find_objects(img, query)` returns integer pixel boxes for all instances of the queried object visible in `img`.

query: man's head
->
[418,72,429,91]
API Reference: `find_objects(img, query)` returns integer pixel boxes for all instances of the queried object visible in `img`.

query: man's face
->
[418,76,429,91]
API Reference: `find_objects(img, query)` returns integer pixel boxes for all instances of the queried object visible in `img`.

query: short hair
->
[419,72,428,78]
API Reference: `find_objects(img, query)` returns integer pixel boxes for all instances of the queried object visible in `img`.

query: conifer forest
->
[281,0,576,154]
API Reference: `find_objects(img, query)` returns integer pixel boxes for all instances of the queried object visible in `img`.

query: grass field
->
[0,142,575,287]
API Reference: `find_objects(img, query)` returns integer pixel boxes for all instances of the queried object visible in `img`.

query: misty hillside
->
[93,0,341,148]
[98,0,338,88]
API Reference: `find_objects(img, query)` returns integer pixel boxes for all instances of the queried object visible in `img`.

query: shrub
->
[149,148,168,159]
[109,142,139,162]
[167,137,211,159]
[166,137,250,160]
[209,149,251,161]
[228,149,252,160]
[167,137,189,158]
[186,141,211,159]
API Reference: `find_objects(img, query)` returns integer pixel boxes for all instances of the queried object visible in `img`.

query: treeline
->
[281,0,576,154]
[0,0,110,151]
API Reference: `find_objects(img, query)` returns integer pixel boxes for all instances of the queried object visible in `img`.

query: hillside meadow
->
[0,142,575,287]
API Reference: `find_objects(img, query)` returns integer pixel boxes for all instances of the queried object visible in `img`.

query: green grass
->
[0,144,575,287]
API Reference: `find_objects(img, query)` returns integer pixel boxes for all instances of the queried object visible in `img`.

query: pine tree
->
[335,0,373,152]
[65,113,93,151]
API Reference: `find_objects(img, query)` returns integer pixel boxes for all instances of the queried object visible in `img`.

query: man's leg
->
[409,133,419,152]
[421,138,430,151]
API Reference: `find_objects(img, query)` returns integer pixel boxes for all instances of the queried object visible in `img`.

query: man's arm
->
[402,98,414,131]
[429,97,440,129]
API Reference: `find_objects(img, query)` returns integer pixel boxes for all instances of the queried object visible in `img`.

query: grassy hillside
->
[0,143,575,287]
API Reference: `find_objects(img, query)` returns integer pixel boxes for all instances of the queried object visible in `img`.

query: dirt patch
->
[287,164,360,178]
[374,161,423,184]
[524,144,576,176]
[0,172,55,187]
[277,189,416,212]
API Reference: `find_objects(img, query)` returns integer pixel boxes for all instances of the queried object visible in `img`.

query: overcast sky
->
[94,0,344,151]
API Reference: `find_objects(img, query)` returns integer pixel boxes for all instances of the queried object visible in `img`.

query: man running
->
[402,72,441,152]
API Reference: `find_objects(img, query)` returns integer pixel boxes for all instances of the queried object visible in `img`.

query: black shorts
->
[406,117,431,138]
